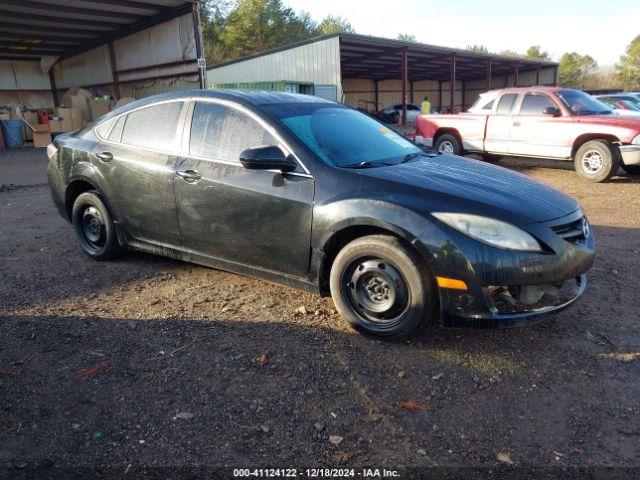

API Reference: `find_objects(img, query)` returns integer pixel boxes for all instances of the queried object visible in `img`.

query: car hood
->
[574,114,640,128]
[356,155,579,224]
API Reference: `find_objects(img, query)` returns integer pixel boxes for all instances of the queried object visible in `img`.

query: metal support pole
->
[450,55,456,113]
[438,80,442,111]
[514,63,519,87]
[410,80,414,104]
[461,80,466,112]
[192,2,206,89]
[536,66,541,85]
[107,42,121,99]
[486,58,492,91]
[374,79,379,115]
[401,47,408,125]
[49,66,59,106]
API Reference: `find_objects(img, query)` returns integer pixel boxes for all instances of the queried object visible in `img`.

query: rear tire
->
[329,235,437,340]
[574,140,620,182]
[72,191,122,260]
[434,133,463,155]
[621,164,640,175]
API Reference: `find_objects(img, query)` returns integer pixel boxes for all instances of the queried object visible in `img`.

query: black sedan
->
[47,90,595,339]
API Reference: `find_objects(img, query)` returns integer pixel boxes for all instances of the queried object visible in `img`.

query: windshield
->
[556,90,611,115]
[264,103,421,167]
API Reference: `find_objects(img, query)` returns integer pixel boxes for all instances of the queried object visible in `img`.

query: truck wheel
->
[434,134,463,155]
[574,140,620,182]
[72,191,122,260]
[621,164,640,175]
[329,235,437,340]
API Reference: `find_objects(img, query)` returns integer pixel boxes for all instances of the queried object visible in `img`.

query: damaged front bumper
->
[414,209,595,328]
[620,145,640,166]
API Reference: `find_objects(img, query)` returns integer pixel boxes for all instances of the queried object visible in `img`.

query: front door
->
[92,101,186,246]
[508,92,572,158]
[174,101,314,278]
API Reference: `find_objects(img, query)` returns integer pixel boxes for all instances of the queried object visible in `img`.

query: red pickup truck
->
[415,86,640,182]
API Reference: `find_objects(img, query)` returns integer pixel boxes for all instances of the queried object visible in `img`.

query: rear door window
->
[189,101,278,163]
[496,94,518,115]
[108,115,126,142]
[120,101,184,152]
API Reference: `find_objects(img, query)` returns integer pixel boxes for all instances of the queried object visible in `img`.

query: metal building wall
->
[0,59,55,108]
[52,14,198,97]
[207,37,342,99]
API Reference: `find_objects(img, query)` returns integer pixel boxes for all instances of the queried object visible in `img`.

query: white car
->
[380,103,421,124]
[595,94,640,116]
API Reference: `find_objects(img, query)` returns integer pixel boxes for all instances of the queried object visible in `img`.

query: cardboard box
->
[22,111,39,140]
[33,131,52,148]
[0,113,11,120]
[48,120,64,133]
[32,124,50,133]
[70,108,84,130]
[89,98,110,120]
[62,94,91,121]
[53,107,73,131]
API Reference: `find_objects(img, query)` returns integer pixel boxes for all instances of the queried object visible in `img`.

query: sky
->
[284,0,639,66]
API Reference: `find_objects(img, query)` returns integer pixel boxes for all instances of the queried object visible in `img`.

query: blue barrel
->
[1,119,25,148]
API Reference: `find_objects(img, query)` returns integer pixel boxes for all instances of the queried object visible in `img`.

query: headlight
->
[632,134,640,145]
[432,213,542,252]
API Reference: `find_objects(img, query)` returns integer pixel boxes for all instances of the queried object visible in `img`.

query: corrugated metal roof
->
[0,0,195,61]
[210,32,558,82]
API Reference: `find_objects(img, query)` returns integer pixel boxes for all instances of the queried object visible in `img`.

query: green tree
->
[499,50,520,57]
[220,0,314,60]
[525,45,550,60]
[397,33,417,42]
[559,52,598,88]
[616,35,640,90]
[315,15,355,35]
[466,45,488,53]
[199,0,233,65]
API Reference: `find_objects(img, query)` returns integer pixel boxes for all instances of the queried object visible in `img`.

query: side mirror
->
[239,146,297,172]
[542,106,561,117]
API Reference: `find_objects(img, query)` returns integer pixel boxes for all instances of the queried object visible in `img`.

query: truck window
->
[519,93,557,115]
[496,94,518,115]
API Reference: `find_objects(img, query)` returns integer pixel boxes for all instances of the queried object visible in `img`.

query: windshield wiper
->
[340,161,380,169]
[400,151,437,163]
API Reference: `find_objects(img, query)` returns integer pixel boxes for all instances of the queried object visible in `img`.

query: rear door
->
[92,100,186,247]
[509,92,572,158]
[174,100,315,277]
[484,93,518,154]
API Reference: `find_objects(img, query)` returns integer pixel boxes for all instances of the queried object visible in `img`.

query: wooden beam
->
[0,31,85,43]
[0,47,66,55]
[374,80,379,114]
[0,0,144,20]
[0,10,123,29]
[486,58,492,91]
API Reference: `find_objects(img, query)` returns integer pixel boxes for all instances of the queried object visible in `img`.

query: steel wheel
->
[438,140,455,154]
[341,256,410,329]
[581,149,604,174]
[80,206,107,253]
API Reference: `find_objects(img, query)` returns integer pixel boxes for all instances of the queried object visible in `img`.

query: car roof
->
[101,89,336,123]
[498,86,564,95]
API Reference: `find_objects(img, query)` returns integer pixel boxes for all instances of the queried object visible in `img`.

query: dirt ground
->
[1,148,639,478]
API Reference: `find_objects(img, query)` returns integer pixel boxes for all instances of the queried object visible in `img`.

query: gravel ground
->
[1,150,640,478]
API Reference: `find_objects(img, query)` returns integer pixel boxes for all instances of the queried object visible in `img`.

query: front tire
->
[72,191,122,260]
[434,133,463,155]
[621,164,640,175]
[329,235,437,340]
[574,140,620,182]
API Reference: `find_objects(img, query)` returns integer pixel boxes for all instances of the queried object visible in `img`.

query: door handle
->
[512,121,521,127]
[95,151,113,162]
[176,169,202,182]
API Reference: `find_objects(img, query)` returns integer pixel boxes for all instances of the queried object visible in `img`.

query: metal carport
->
[0,0,205,108]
